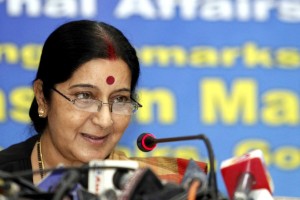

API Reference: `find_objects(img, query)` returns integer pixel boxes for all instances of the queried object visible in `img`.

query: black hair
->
[29,20,140,134]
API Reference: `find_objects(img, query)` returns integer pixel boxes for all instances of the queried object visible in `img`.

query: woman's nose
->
[91,104,113,128]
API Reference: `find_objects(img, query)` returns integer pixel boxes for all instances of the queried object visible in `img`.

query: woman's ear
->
[33,79,48,118]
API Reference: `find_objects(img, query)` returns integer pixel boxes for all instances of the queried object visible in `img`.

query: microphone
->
[36,160,139,200]
[0,170,42,199]
[220,149,274,200]
[137,133,210,152]
[87,160,139,196]
[0,178,20,197]
[181,159,208,197]
[114,168,163,199]
[248,189,274,200]
[36,167,81,200]
[137,133,157,152]
[113,167,185,200]
[136,132,219,200]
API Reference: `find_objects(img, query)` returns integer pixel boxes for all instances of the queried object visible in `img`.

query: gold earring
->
[38,109,45,118]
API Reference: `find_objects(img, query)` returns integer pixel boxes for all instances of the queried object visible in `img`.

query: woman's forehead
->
[66,58,131,88]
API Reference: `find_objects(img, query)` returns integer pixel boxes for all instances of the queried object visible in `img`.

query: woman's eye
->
[75,92,92,99]
[113,96,129,103]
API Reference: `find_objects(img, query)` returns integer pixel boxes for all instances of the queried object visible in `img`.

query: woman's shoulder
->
[0,135,38,169]
[109,150,207,184]
[130,156,207,184]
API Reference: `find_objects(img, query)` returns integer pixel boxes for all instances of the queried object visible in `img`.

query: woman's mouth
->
[81,133,108,144]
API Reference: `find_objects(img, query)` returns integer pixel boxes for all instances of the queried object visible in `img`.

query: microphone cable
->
[188,180,201,200]
[52,169,81,200]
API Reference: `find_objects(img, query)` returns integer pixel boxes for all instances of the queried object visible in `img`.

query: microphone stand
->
[146,134,219,200]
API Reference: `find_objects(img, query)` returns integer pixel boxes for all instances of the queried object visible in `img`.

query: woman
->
[0,20,142,183]
[0,20,206,187]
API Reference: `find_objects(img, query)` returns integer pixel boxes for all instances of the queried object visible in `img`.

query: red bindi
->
[106,76,115,85]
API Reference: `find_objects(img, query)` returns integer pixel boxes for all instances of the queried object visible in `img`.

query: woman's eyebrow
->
[69,83,96,89]
[113,88,131,93]
[69,84,131,93]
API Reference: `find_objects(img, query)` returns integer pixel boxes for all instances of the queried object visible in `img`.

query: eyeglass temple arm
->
[52,88,73,102]
[131,97,142,108]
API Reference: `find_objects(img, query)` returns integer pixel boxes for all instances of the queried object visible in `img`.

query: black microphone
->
[113,168,184,200]
[113,168,163,199]
[137,133,157,152]
[0,178,20,197]
[136,132,220,200]
[0,170,43,199]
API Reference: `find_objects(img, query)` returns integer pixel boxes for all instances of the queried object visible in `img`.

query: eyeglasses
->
[52,87,142,115]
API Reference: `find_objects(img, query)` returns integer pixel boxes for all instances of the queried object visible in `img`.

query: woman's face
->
[44,58,132,165]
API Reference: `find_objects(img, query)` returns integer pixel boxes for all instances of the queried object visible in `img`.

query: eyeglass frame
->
[51,87,142,115]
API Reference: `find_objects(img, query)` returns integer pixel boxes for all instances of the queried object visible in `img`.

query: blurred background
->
[0,0,299,198]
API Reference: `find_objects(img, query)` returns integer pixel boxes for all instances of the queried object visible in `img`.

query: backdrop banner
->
[0,0,299,198]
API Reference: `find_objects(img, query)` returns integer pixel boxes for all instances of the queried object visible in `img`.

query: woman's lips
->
[81,133,108,144]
